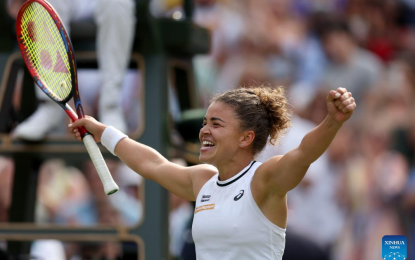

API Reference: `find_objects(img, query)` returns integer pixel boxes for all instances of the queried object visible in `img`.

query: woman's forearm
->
[114,138,169,180]
[297,115,343,166]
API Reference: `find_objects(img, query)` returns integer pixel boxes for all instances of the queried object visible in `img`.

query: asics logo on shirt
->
[234,190,244,201]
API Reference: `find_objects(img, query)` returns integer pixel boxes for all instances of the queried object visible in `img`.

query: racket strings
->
[20,2,72,101]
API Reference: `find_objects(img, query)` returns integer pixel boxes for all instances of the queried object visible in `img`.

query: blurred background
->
[1,0,415,259]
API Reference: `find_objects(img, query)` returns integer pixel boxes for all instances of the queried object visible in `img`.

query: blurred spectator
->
[386,54,415,167]
[31,240,66,260]
[317,14,383,105]
[194,0,283,105]
[268,5,328,109]
[108,162,143,226]
[7,0,136,140]
[81,159,144,227]
[76,68,143,137]
[33,160,96,260]
[35,159,96,225]
[347,0,398,62]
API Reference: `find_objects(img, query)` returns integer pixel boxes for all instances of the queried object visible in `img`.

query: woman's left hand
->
[326,87,357,124]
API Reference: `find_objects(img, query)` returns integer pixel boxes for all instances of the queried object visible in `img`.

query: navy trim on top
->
[216,161,256,187]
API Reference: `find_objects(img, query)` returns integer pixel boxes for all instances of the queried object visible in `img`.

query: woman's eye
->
[201,122,220,127]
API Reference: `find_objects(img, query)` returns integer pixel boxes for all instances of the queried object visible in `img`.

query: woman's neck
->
[216,157,254,181]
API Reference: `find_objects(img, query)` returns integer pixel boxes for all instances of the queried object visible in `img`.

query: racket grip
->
[83,134,119,195]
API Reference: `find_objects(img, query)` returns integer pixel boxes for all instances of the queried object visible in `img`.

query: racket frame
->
[16,0,87,136]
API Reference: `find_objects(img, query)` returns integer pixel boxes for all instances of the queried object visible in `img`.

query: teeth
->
[203,141,214,147]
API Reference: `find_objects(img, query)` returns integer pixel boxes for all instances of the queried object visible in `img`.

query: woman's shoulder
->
[191,163,218,179]
[190,163,218,196]
[258,155,284,171]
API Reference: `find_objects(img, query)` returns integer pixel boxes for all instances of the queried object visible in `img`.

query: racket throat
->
[80,129,90,138]
[76,104,86,119]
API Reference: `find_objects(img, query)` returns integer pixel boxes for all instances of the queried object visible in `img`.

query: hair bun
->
[250,86,292,145]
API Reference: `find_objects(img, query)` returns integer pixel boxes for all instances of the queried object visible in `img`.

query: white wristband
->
[101,126,128,156]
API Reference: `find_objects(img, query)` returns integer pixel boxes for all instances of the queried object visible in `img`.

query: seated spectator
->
[317,15,383,106]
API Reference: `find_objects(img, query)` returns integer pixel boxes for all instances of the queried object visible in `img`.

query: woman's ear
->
[239,130,255,148]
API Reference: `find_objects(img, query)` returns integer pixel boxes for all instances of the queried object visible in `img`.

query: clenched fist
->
[326,87,356,124]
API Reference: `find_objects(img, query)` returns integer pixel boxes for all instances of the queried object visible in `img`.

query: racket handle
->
[83,134,119,195]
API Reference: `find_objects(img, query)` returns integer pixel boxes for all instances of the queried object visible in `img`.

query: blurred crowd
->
[2,0,415,259]
[0,156,143,259]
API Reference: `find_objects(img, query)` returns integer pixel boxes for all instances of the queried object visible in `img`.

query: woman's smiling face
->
[199,101,243,166]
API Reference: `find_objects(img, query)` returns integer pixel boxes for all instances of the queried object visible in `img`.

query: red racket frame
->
[16,0,88,137]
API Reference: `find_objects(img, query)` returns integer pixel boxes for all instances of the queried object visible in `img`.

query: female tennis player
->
[69,86,356,259]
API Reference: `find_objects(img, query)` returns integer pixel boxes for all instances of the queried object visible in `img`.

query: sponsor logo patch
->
[195,204,215,214]
[201,194,211,202]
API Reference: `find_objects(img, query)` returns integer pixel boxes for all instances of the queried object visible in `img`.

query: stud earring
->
[240,144,244,147]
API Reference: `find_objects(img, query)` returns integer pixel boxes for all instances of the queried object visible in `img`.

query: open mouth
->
[202,141,215,148]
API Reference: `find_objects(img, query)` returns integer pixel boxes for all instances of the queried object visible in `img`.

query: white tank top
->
[192,161,286,260]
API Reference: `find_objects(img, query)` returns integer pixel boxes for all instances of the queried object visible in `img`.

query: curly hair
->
[211,86,292,156]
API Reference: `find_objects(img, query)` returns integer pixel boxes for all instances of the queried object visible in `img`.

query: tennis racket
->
[16,0,119,195]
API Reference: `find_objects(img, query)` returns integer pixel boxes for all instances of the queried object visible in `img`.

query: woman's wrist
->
[100,126,128,156]
[325,115,343,130]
